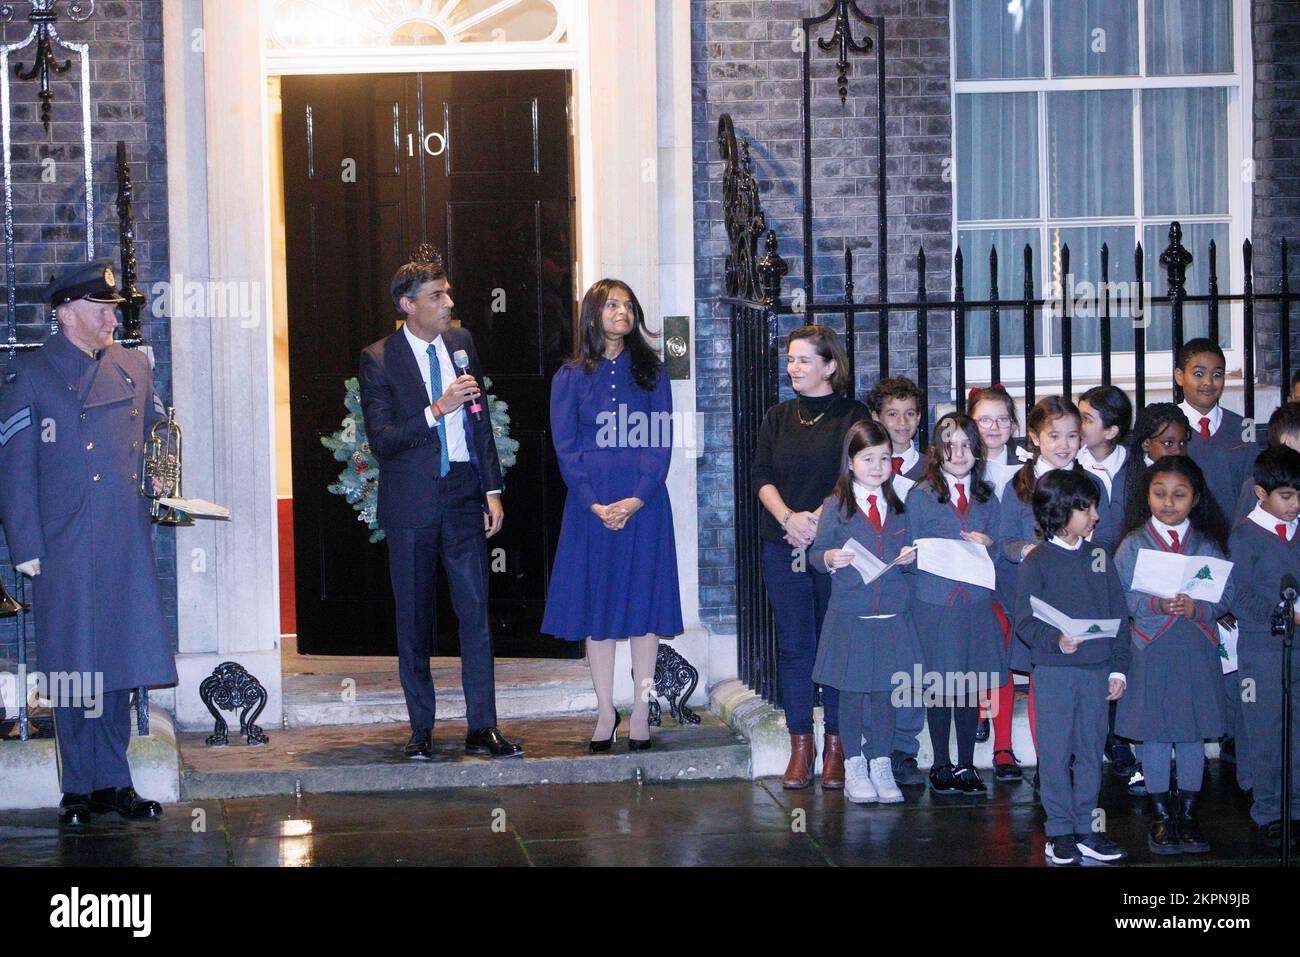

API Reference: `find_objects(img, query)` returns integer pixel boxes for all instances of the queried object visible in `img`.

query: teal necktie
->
[427,343,450,478]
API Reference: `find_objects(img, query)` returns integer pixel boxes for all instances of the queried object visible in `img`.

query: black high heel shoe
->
[628,736,652,751]
[589,711,621,753]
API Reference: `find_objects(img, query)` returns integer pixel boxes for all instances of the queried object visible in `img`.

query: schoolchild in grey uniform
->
[967,385,1027,779]
[811,420,920,804]
[996,397,1100,764]
[865,376,928,784]
[1115,455,1233,856]
[1078,385,1137,777]
[1227,445,1300,849]
[909,413,1006,796]
[1118,402,1193,794]
[1013,470,1131,866]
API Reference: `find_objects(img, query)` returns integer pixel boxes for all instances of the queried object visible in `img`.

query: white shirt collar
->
[1033,455,1075,479]
[403,322,444,361]
[1143,453,1155,467]
[1050,535,1084,551]
[1179,401,1222,437]
[984,443,1011,465]
[1077,444,1127,497]
[895,443,920,473]
[853,481,888,522]
[1248,504,1298,540]
[1150,515,1191,543]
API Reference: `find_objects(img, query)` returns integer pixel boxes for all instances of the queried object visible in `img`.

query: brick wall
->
[1251,0,1300,386]
[0,0,172,670]
[692,0,954,634]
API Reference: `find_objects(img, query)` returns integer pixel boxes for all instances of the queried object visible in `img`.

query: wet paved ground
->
[0,759,1279,866]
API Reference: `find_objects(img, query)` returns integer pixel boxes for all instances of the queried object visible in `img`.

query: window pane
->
[1050,0,1139,76]
[1147,0,1233,75]
[1142,221,1232,350]
[954,0,1045,79]
[1046,225,1137,354]
[957,93,1040,221]
[957,228,1042,359]
[1142,88,1228,216]
[1047,91,1135,217]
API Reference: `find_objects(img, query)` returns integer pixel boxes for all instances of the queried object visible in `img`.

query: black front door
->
[281,71,577,658]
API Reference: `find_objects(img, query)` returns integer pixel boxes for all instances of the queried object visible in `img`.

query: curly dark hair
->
[831,419,907,521]
[567,278,662,391]
[919,412,994,505]
[865,376,924,418]
[1032,469,1101,541]
[1122,454,1229,552]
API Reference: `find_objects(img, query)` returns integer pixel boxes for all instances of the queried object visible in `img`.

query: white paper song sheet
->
[1029,595,1121,641]
[158,497,231,520]
[1130,549,1232,603]
[914,537,996,590]
[1217,621,1239,675]
[840,538,911,586]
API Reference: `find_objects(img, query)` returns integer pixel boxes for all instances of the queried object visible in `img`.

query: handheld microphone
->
[1283,574,1299,604]
[452,349,484,422]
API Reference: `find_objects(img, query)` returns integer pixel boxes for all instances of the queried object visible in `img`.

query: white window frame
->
[948,0,1254,402]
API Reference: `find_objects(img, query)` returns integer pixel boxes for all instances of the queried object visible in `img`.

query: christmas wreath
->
[322,376,519,542]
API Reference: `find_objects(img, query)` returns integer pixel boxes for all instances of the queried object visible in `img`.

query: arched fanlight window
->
[268,0,569,49]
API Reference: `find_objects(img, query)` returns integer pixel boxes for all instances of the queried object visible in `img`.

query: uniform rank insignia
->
[0,405,32,446]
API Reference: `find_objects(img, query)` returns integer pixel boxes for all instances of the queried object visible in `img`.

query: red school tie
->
[868,494,883,531]
[1199,416,1212,439]
[955,482,969,514]
[1169,529,1180,550]
[1277,524,1289,541]
[892,456,904,475]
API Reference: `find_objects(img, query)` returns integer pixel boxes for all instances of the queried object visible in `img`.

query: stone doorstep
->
[178,712,752,800]
[0,706,181,811]
[712,678,1044,778]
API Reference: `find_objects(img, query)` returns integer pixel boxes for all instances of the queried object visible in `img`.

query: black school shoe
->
[953,764,988,795]
[1107,740,1138,776]
[929,762,962,794]
[57,793,93,826]
[890,750,926,786]
[1045,835,1082,866]
[975,717,990,743]
[1076,831,1128,864]
[993,749,1023,782]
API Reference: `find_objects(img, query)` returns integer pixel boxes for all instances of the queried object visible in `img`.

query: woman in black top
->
[752,325,869,790]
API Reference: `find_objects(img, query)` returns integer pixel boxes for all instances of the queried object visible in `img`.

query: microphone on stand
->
[1284,574,1299,604]
[452,349,484,423]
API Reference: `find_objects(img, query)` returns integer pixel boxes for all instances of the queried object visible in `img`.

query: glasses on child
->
[976,416,1014,428]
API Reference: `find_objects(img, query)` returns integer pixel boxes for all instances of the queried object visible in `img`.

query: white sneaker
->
[844,756,878,803]
[869,756,904,803]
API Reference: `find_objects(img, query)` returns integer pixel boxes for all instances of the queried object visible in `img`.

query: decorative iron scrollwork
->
[816,0,872,105]
[1160,221,1194,299]
[200,661,270,747]
[6,0,98,132]
[644,644,701,728]
[718,113,786,306]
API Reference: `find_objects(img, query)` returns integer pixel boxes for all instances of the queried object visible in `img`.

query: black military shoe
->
[465,726,523,758]
[403,730,433,760]
[58,793,93,826]
[88,787,161,820]
[890,750,925,786]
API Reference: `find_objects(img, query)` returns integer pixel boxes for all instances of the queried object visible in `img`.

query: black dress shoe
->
[58,793,93,826]
[87,787,161,820]
[404,730,433,760]
[953,764,988,795]
[589,712,621,754]
[929,763,961,794]
[993,750,1023,782]
[975,717,990,743]
[465,726,523,758]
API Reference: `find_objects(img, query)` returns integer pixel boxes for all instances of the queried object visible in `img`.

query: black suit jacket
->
[359,325,502,530]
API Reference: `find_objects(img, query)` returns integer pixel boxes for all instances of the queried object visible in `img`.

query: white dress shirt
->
[1149,515,1191,547]
[405,322,470,463]
[1179,400,1223,438]
[1248,503,1298,541]
[1078,444,1127,499]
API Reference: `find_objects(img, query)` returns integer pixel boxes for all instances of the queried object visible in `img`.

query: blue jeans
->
[761,540,837,736]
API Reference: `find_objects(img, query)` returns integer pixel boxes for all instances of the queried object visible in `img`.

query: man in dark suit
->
[0,261,176,824]
[359,249,522,759]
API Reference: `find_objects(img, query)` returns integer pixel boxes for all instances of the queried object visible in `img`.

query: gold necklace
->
[797,398,830,427]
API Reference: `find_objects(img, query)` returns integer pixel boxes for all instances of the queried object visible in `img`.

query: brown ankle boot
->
[782,733,815,789]
[821,733,845,789]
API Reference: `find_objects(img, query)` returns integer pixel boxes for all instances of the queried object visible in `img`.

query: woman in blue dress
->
[542,278,684,751]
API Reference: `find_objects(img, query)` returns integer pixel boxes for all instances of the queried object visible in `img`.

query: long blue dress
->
[541,353,684,641]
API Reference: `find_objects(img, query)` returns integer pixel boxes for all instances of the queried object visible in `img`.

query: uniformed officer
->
[0,260,177,824]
